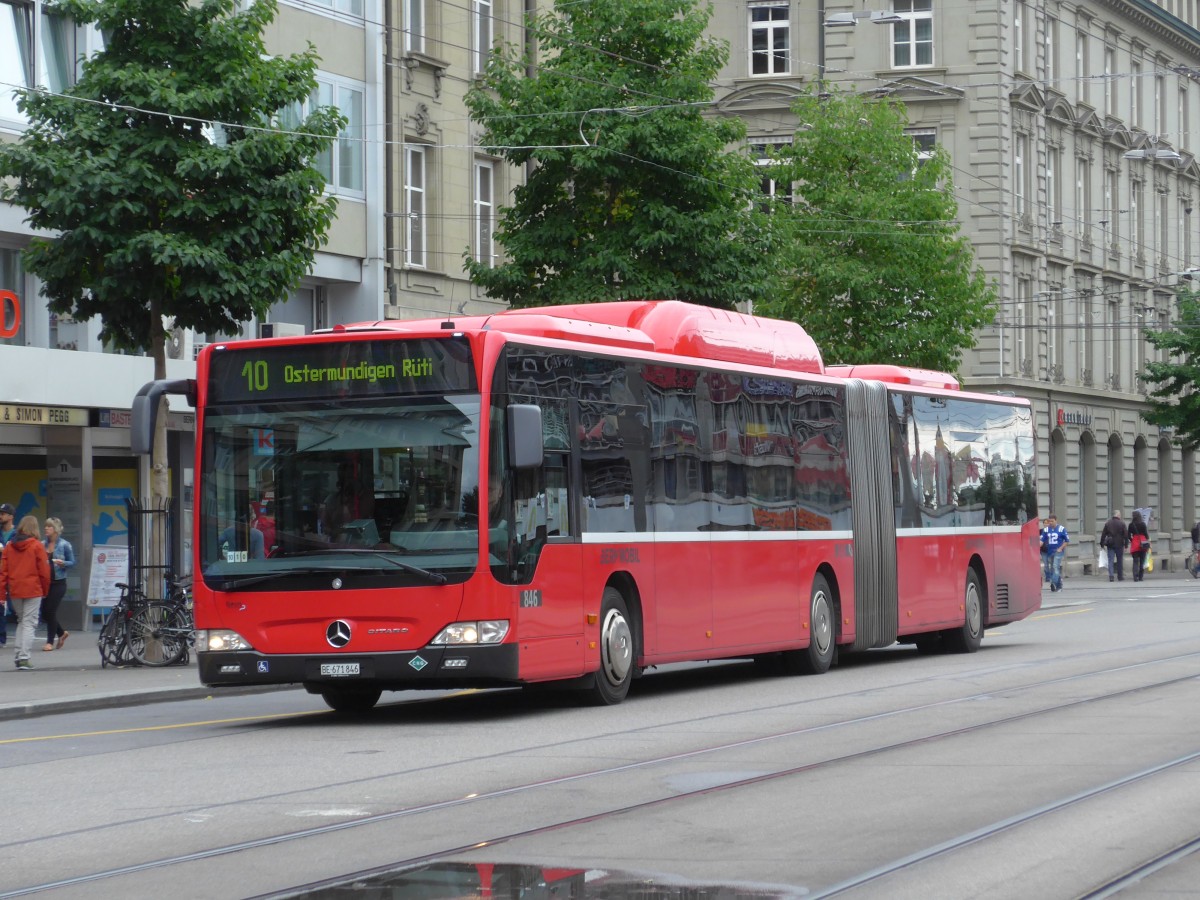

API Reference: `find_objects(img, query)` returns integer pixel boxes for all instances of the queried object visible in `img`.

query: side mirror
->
[507,403,544,469]
[131,379,196,454]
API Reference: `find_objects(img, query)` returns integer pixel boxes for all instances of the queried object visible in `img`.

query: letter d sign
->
[0,290,19,339]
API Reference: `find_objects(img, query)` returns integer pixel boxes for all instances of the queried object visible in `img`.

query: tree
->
[759,88,995,373]
[0,0,343,502]
[464,0,778,310]
[1142,284,1200,447]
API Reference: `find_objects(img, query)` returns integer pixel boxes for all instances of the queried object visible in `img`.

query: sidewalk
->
[0,625,294,722]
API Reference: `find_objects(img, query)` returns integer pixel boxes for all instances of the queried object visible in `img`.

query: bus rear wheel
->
[780,573,836,675]
[320,686,382,713]
[943,569,984,654]
[588,587,635,705]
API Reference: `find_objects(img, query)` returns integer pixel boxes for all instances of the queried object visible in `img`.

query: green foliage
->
[1143,285,1200,447]
[464,0,778,310]
[0,0,343,355]
[759,87,996,373]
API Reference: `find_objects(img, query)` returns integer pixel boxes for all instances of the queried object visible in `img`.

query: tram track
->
[5,649,1199,898]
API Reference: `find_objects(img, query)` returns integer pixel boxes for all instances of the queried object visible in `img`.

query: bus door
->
[490,397,584,680]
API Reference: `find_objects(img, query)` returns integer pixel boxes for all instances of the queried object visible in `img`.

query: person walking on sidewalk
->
[0,515,50,670]
[40,517,74,651]
[1044,514,1070,592]
[0,501,15,646]
[1039,518,1053,585]
[1191,519,1200,578]
[1100,510,1128,582]
[1128,509,1151,582]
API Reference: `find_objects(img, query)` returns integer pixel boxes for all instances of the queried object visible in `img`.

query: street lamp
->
[824,10,906,26]
[1123,148,1182,162]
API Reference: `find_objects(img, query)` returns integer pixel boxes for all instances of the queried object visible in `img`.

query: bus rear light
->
[198,630,255,652]
[430,620,509,645]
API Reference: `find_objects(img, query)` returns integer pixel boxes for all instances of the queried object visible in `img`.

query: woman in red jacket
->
[0,515,51,670]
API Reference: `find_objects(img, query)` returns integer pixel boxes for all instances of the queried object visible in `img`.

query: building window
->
[1014,132,1029,220]
[1132,59,1142,127]
[749,2,789,76]
[1132,178,1144,263]
[474,159,495,267]
[296,0,363,16]
[473,0,493,75]
[892,0,933,69]
[406,145,426,269]
[750,139,793,207]
[1078,282,1094,383]
[1180,89,1189,147]
[39,8,77,94]
[1047,145,1061,227]
[1016,276,1031,373]
[1105,46,1116,117]
[1183,199,1192,266]
[1075,156,1091,241]
[1155,73,1164,136]
[1104,167,1119,250]
[279,75,365,197]
[1014,1,1026,75]
[907,128,936,166]
[1157,189,1168,266]
[1045,18,1057,84]
[0,1,80,122]
[1075,29,1088,106]
[405,0,424,54]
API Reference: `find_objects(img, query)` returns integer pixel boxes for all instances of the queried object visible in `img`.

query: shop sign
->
[98,409,133,428]
[1056,407,1092,428]
[0,290,18,338]
[0,404,88,426]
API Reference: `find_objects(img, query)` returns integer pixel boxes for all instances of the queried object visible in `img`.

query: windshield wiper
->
[272,548,449,585]
[215,566,344,591]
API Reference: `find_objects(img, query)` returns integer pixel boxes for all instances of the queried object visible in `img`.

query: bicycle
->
[97,580,194,668]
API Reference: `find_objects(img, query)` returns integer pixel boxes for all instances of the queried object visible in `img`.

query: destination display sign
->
[207,337,477,404]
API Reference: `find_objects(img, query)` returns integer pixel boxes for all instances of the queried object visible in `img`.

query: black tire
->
[914,634,944,655]
[586,587,635,705]
[128,603,190,667]
[943,569,985,653]
[98,606,138,668]
[321,687,382,713]
[780,573,836,675]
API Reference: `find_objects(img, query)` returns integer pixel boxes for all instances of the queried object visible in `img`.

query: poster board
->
[86,546,129,607]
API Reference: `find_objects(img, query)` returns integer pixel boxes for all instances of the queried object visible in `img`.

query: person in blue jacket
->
[41,517,76,651]
[1044,514,1069,592]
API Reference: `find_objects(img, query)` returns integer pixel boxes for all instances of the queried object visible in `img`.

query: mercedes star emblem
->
[326,620,352,648]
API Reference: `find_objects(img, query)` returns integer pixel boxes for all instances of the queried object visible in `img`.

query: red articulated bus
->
[132,300,1041,712]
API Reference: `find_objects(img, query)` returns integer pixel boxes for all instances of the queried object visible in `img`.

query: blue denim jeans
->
[1050,552,1064,589]
[1107,547,1125,580]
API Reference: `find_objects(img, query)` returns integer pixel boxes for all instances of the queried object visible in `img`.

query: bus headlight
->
[196,630,255,652]
[430,620,509,645]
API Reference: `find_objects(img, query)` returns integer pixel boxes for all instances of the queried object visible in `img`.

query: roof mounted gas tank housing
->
[824,364,960,391]
[492,300,824,375]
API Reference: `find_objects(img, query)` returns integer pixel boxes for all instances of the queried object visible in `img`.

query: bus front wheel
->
[780,573,836,675]
[588,587,635,705]
[943,569,984,654]
[320,686,382,713]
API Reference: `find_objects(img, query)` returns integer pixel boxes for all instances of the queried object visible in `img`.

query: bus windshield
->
[200,395,484,589]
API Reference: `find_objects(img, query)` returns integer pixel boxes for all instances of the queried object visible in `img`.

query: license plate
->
[320,662,361,677]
